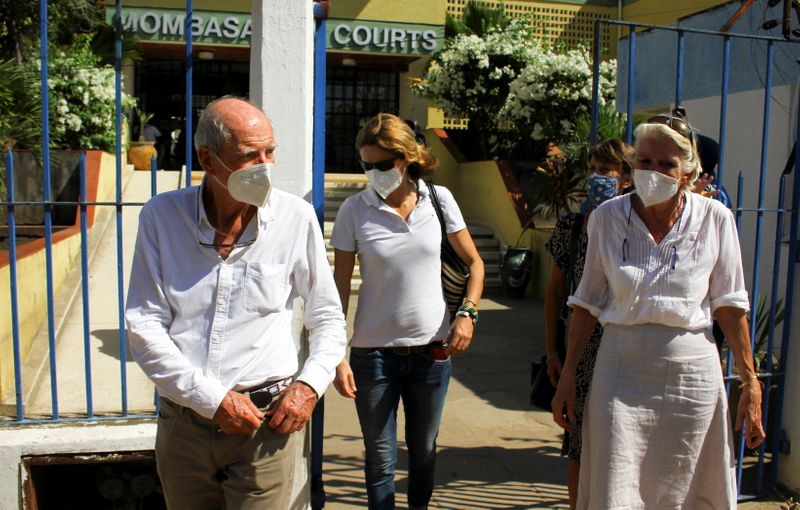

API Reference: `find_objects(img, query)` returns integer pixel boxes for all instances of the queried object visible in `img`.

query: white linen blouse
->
[568,191,749,330]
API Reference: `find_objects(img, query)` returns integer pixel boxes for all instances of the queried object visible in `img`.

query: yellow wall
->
[0,153,123,403]
[622,0,725,25]
[102,0,251,12]
[331,0,446,25]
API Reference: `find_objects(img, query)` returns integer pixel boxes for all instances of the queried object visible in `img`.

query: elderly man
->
[125,96,346,509]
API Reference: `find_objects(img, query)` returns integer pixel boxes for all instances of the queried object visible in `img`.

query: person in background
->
[544,138,634,509]
[331,113,484,510]
[552,114,765,508]
[125,97,346,508]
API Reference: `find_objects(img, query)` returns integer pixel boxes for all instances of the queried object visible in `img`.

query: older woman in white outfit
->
[551,115,765,508]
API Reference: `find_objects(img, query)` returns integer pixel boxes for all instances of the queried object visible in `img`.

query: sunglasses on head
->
[358,157,397,172]
[646,114,695,145]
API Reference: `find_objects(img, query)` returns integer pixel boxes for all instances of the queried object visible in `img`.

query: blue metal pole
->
[185,0,193,188]
[5,151,24,421]
[675,30,685,107]
[717,36,731,186]
[757,174,786,492]
[40,0,59,419]
[750,41,774,349]
[625,26,636,145]
[114,0,128,416]
[589,19,602,145]
[311,5,328,508]
[736,172,744,232]
[79,153,93,418]
[151,156,157,197]
[770,86,800,485]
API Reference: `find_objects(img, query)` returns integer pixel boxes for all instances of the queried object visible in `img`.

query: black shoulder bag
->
[530,213,583,411]
[426,181,470,319]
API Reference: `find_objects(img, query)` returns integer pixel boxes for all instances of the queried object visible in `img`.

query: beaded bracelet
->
[456,305,479,324]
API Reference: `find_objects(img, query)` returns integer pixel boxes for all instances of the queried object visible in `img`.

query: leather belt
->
[237,376,293,409]
[352,342,444,356]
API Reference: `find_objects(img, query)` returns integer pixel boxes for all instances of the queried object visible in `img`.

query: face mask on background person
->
[633,168,679,208]
[585,174,619,208]
[366,165,405,199]
[212,153,273,208]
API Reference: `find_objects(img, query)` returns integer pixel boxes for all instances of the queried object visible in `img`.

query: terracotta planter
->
[128,141,158,170]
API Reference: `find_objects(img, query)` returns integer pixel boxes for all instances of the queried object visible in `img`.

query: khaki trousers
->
[155,397,300,510]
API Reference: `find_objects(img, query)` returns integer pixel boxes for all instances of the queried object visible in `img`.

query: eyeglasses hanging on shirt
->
[621,198,681,271]
[195,184,258,249]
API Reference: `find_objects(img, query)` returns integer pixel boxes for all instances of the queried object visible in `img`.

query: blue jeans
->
[350,347,451,510]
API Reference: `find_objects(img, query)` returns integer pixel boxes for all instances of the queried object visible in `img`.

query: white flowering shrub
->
[412,18,542,159]
[497,49,616,151]
[41,35,134,152]
[413,19,617,160]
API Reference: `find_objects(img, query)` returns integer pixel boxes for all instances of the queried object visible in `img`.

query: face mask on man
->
[585,174,619,208]
[366,165,405,199]
[633,168,679,208]
[211,152,273,208]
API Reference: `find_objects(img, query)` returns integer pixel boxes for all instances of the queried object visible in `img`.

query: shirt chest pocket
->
[243,261,290,313]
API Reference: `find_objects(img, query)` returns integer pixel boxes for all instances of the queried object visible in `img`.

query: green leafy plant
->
[445,0,510,38]
[135,108,155,142]
[752,293,785,370]
[0,58,41,152]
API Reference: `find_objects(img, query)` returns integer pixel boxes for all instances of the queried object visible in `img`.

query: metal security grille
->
[325,67,399,173]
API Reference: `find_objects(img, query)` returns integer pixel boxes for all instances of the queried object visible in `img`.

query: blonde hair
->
[355,113,436,179]
[633,122,702,190]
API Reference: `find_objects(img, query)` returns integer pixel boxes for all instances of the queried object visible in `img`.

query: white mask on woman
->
[633,169,679,207]
[366,165,405,199]
[212,153,273,208]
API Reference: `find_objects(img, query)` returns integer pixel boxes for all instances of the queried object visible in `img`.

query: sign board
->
[106,8,444,55]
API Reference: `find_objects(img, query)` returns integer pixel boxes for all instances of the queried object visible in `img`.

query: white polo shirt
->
[331,181,466,348]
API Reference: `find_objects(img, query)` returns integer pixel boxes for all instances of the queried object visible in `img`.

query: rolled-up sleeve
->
[567,210,608,318]
[293,205,347,397]
[125,204,228,419]
[709,207,750,313]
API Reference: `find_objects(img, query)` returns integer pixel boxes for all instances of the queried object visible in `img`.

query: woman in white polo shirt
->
[331,113,484,510]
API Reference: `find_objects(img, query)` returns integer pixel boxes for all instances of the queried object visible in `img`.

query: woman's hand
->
[333,359,357,398]
[736,382,766,449]
[692,173,721,198]
[551,370,576,431]
[446,315,474,356]
[546,353,563,387]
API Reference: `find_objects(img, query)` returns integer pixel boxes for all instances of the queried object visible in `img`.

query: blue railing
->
[591,19,800,498]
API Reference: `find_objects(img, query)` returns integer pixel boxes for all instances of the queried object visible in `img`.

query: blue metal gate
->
[590,17,799,499]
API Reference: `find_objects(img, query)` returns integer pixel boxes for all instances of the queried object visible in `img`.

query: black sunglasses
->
[647,114,695,146]
[358,157,397,172]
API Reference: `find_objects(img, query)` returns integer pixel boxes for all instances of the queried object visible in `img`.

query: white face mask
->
[633,168,680,207]
[212,153,273,208]
[366,165,405,199]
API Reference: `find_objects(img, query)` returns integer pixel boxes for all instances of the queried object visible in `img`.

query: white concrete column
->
[250,0,316,203]
[780,266,800,493]
[250,3,316,508]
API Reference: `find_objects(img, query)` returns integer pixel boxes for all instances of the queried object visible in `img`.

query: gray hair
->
[633,122,703,190]
[193,96,269,154]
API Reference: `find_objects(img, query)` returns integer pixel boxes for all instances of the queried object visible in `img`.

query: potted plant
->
[127,108,157,170]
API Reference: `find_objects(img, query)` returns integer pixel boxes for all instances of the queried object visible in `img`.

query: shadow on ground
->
[323,434,568,509]
[448,292,546,412]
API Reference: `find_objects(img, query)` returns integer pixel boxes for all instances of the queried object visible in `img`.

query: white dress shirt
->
[330,182,466,348]
[125,184,346,419]
[568,191,749,330]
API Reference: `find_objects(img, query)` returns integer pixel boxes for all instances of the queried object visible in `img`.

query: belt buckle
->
[393,346,412,356]
[247,377,292,409]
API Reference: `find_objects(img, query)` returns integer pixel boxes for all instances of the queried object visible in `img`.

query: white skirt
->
[578,324,737,509]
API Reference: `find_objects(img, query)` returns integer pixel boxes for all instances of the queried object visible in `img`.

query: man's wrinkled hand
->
[213,391,264,435]
[266,382,318,434]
